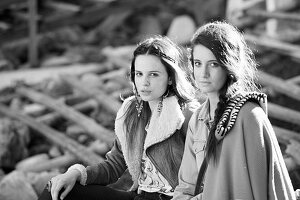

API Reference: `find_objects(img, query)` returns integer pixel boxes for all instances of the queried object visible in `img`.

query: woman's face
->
[192,44,227,96]
[134,55,170,103]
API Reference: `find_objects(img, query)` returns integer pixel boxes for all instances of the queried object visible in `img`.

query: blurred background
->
[0,0,300,199]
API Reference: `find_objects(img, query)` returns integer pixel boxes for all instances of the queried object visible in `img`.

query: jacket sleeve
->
[85,138,127,185]
[172,117,199,200]
[242,104,295,200]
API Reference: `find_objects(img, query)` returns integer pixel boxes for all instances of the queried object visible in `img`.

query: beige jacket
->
[173,94,295,200]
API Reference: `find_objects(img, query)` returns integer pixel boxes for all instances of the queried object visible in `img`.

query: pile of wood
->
[0,46,134,199]
[0,0,300,199]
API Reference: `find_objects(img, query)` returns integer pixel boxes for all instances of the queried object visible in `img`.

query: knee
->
[38,188,52,200]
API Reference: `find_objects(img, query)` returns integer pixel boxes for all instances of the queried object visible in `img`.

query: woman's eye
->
[149,72,159,77]
[194,61,202,67]
[208,62,220,68]
[135,72,142,77]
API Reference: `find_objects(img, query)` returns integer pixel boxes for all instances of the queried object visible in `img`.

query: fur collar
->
[144,96,184,149]
[215,92,267,141]
[114,95,184,191]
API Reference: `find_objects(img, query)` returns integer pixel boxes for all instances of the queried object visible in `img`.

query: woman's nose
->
[142,76,150,86]
[201,65,209,78]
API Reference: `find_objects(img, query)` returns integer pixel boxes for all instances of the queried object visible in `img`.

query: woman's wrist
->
[67,164,87,185]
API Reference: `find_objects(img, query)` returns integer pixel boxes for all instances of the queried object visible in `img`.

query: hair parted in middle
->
[190,21,259,97]
[122,35,197,147]
[189,21,259,162]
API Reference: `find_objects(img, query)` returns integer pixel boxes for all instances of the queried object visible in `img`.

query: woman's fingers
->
[51,176,64,200]
[60,184,73,200]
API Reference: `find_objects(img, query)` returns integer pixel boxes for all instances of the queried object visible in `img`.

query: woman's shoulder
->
[116,96,135,118]
[239,101,267,120]
[184,102,206,125]
[121,95,135,107]
[225,92,267,124]
[182,101,200,118]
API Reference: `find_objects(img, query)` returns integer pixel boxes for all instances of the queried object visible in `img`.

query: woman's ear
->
[168,78,172,85]
[229,74,237,82]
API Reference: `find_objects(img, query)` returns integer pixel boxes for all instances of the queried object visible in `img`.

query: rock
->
[103,81,123,93]
[27,171,60,197]
[0,168,5,182]
[0,171,37,200]
[0,118,30,169]
[88,140,110,156]
[138,15,163,41]
[23,103,47,117]
[48,146,63,158]
[66,125,89,144]
[15,153,49,172]
[166,15,196,45]
[41,76,73,98]
[80,73,102,88]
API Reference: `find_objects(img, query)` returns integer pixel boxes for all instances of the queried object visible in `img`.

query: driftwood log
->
[268,102,300,125]
[16,86,115,144]
[245,34,300,61]
[245,9,300,22]
[0,103,103,165]
[274,126,300,144]
[37,98,98,125]
[257,70,300,101]
[0,63,111,90]
[61,75,121,115]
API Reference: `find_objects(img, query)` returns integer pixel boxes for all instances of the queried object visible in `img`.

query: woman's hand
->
[49,169,80,200]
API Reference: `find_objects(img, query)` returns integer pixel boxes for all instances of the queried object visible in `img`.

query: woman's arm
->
[172,124,199,200]
[85,138,127,185]
[242,103,295,200]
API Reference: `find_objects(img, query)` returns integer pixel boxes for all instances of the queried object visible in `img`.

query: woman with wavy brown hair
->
[38,35,198,200]
[172,21,296,200]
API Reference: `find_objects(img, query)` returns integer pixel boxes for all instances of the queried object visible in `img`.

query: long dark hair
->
[190,21,259,162]
[123,35,196,148]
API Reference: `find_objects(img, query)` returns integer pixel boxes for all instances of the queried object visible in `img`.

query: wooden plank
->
[0,21,10,31]
[245,9,300,22]
[28,0,38,67]
[273,125,300,144]
[245,33,300,61]
[257,70,300,101]
[37,98,98,125]
[288,75,300,84]
[17,154,78,172]
[0,0,25,9]
[0,94,19,103]
[62,75,121,114]
[0,1,120,44]
[0,63,109,90]
[16,87,115,144]
[266,0,278,37]
[45,1,81,13]
[97,68,127,82]
[0,103,103,165]
[0,0,162,45]
[268,102,300,125]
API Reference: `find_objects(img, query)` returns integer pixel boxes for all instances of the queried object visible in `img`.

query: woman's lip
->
[140,90,151,95]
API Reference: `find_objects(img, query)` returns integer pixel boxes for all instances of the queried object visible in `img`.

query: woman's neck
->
[207,93,220,120]
[147,98,161,113]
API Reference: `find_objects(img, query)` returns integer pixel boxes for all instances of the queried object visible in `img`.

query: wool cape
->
[173,93,296,200]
